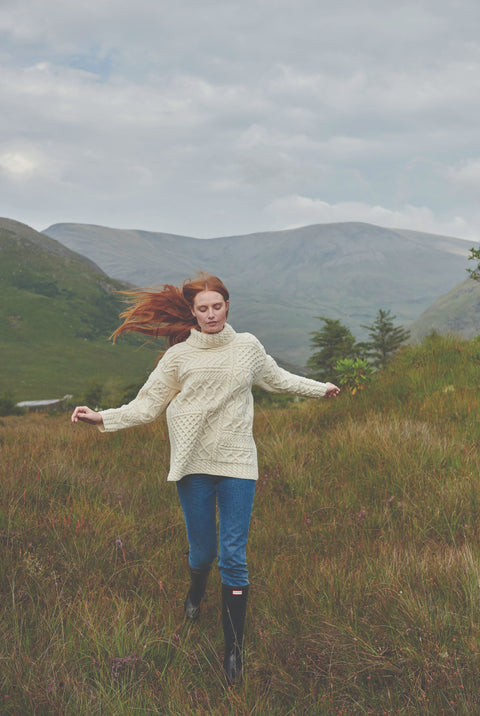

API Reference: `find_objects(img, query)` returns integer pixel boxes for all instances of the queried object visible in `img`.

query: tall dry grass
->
[2,333,480,714]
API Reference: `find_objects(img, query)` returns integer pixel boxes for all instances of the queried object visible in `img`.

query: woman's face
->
[191,290,229,333]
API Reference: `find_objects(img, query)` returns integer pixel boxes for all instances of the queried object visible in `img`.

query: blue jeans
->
[176,474,256,587]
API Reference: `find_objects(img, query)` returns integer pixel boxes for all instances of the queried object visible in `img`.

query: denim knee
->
[190,549,217,571]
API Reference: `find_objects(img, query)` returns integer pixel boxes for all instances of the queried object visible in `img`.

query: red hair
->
[111,272,230,347]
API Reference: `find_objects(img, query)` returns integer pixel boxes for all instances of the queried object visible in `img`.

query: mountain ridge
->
[43,220,473,364]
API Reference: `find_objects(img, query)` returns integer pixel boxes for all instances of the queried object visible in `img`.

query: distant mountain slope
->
[0,218,158,400]
[410,278,480,341]
[44,221,472,364]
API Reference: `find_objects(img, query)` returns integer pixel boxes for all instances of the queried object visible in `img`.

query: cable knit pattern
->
[99,324,328,481]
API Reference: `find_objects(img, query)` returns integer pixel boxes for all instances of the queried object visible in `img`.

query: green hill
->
[0,218,160,402]
[410,277,480,341]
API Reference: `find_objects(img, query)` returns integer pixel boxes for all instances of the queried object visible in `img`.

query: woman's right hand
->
[71,406,104,426]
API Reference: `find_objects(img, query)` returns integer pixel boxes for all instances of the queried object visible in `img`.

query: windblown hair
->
[111,272,230,347]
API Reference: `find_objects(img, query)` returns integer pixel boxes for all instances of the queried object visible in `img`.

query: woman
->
[71,273,340,685]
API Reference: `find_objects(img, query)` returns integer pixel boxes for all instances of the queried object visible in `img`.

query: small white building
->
[16,395,73,414]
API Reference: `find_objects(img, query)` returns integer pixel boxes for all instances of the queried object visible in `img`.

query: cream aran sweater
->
[99,324,328,482]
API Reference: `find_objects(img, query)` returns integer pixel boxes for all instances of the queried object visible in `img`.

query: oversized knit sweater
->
[99,324,329,481]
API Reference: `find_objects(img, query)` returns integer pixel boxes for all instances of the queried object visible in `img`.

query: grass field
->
[2,333,480,714]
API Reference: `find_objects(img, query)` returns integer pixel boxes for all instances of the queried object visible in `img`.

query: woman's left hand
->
[324,382,340,397]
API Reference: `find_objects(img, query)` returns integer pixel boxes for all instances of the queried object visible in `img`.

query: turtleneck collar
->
[186,323,236,349]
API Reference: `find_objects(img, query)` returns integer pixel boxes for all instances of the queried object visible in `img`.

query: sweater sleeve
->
[254,351,328,398]
[98,353,180,433]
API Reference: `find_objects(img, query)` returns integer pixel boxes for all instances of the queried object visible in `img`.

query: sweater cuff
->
[97,409,119,432]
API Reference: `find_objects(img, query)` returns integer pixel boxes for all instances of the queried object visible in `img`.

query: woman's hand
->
[71,406,104,426]
[324,382,340,397]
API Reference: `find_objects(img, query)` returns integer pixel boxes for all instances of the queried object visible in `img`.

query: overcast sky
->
[1,0,480,240]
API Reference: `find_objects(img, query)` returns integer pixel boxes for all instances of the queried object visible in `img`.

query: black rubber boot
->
[184,566,210,620]
[221,584,249,686]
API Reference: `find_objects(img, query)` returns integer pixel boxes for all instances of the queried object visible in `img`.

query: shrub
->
[334,357,375,394]
[0,391,24,416]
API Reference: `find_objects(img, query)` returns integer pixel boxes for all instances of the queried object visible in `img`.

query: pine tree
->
[307,317,359,381]
[361,309,410,369]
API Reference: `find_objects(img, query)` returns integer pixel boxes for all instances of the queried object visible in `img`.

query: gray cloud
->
[1,0,480,239]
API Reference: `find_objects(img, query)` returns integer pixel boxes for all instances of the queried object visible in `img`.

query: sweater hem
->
[167,466,259,482]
